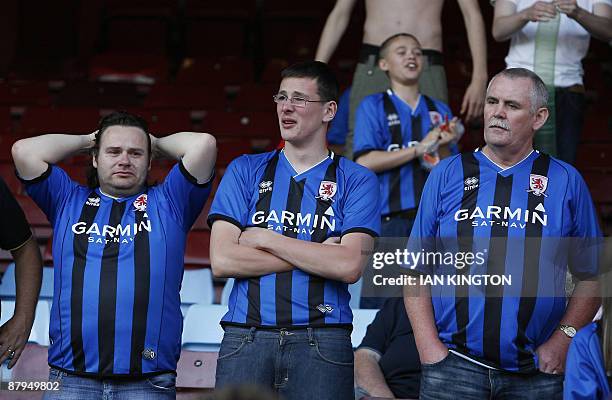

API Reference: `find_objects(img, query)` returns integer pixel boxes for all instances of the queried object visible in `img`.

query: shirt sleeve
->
[567,170,603,280]
[159,160,213,231]
[22,165,78,226]
[0,177,31,251]
[563,323,607,400]
[358,299,395,354]
[207,155,252,230]
[353,97,386,160]
[340,164,381,238]
[327,88,351,145]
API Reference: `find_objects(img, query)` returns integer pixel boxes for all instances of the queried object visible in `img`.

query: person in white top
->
[492,0,612,164]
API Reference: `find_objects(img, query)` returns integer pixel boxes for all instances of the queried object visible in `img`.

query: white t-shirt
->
[504,0,612,87]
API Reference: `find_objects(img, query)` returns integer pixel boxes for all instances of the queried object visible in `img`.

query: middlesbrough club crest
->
[317,181,337,202]
[527,174,548,197]
[429,111,443,126]
[133,194,148,211]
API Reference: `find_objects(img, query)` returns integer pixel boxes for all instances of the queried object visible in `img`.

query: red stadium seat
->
[148,109,196,136]
[56,81,147,108]
[100,1,176,55]
[581,109,612,143]
[0,82,51,107]
[147,163,173,186]
[202,110,278,141]
[259,59,291,85]
[191,175,220,232]
[183,0,255,57]
[584,172,612,204]
[89,53,169,85]
[216,139,254,168]
[260,2,330,59]
[0,107,12,136]
[57,163,89,185]
[184,230,211,267]
[0,162,24,195]
[16,195,51,240]
[176,350,218,389]
[43,237,53,265]
[0,135,17,163]
[143,84,225,111]
[576,143,612,172]
[176,57,254,85]
[230,83,278,112]
[19,107,101,136]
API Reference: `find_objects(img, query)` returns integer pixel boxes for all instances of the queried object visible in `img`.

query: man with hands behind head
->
[12,111,216,399]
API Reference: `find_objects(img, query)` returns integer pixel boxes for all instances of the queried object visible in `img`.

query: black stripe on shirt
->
[247,151,280,326]
[98,201,126,375]
[130,205,151,375]
[452,153,480,350]
[482,174,513,366]
[308,156,340,324]
[516,153,550,370]
[383,93,404,214]
[70,192,100,372]
[276,178,305,326]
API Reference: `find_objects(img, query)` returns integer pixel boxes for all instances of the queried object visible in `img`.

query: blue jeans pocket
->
[421,352,451,368]
[314,337,353,366]
[146,373,176,390]
[217,333,247,361]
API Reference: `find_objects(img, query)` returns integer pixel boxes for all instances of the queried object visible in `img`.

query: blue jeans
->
[420,352,563,400]
[215,326,354,400]
[43,368,176,400]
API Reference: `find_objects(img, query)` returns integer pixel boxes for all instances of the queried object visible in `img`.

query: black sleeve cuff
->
[353,149,375,161]
[179,160,214,188]
[207,214,244,231]
[341,227,379,238]
[17,164,52,184]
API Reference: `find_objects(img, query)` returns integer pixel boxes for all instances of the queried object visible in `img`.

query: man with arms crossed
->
[404,68,601,399]
[12,111,216,399]
[316,0,488,158]
[208,61,380,400]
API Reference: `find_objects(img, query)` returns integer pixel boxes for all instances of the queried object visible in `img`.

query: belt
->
[422,49,444,66]
[359,44,444,66]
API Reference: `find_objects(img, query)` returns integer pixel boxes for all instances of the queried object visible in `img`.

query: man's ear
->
[378,57,389,73]
[92,154,98,168]
[323,101,338,123]
[532,107,549,131]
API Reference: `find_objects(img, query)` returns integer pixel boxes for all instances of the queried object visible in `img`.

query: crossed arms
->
[210,221,374,284]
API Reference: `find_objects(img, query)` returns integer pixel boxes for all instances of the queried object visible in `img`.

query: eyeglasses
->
[272,94,329,108]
